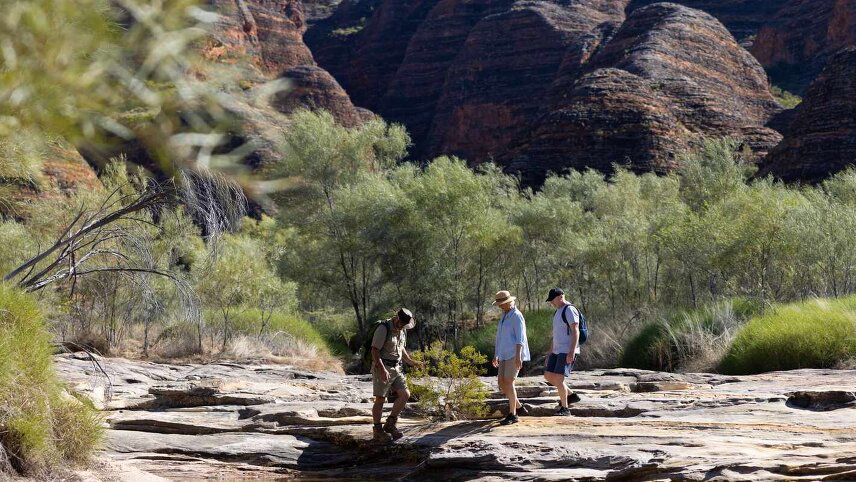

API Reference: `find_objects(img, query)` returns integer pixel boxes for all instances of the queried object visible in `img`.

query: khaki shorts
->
[498,358,520,379]
[372,363,407,398]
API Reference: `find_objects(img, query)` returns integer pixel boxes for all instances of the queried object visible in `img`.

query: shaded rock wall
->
[306,0,784,183]
[757,46,856,182]
[502,3,783,184]
[207,0,366,126]
[625,0,790,46]
[750,0,856,94]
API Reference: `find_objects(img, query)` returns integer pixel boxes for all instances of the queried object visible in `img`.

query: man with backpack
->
[368,308,419,442]
[491,290,530,425]
[545,288,585,416]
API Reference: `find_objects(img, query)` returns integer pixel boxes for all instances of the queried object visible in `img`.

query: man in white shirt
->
[544,288,580,416]
[491,290,531,425]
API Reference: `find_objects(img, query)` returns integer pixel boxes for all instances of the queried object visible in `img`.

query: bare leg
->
[372,396,385,424]
[545,373,568,408]
[556,376,568,408]
[390,388,410,417]
[508,378,518,416]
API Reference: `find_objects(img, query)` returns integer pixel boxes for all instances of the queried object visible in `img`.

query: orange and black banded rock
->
[206,0,367,126]
[626,0,790,47]
[757,46,856,182]
[750,0,856,94]
[423,1,629,164]
[502,3,782,185]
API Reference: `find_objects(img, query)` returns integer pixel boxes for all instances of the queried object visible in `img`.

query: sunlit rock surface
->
[58,353,856,480]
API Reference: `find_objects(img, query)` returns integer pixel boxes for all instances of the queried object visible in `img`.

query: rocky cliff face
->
[423,1,629,164]
[627,0,856,93]
[306,1,784,182]
[1,145,102,220]
[503,2,783,184]
[750,0,856,94]
[626,0,790,47]
[205,0,366,126]
[757,47,856,182]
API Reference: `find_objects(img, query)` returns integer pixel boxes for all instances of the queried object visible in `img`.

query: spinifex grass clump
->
[621,298,760,372]
[408,342,490,421]
[720,297,856,374]
[0,284,102,475]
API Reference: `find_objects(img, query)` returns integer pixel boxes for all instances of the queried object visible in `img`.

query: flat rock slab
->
[54,355,856,480]
[106,430,354,469]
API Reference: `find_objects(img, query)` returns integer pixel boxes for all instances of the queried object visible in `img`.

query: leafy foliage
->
[0,284,103,474]
[720,297,856,374]
[408,342,490,420]
[771,86,802,109]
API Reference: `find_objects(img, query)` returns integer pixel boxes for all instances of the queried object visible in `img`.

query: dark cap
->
[545,288,564,302]
[396,308,413,323]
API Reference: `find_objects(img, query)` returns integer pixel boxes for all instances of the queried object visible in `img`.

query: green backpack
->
[360,319,392,369]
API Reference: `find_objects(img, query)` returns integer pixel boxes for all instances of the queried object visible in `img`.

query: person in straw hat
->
[491,290,531,425]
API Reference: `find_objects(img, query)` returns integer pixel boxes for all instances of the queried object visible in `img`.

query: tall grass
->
[621,298,760,372]
[0,283,102,475]
[720,297,856,374]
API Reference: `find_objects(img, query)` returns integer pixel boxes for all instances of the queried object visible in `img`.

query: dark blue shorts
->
[546,353,575,377]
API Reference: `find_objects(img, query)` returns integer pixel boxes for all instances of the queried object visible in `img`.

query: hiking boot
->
[500,414,519,425]
[558,392,582,410]
[373,423,392,443]
[517,405,530,417]
[383,416,404,440]
[556,406,571,416]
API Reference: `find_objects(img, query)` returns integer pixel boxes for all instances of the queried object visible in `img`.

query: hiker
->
[544,288,581,416]
[491,290,530,425]
[370,308,420,442]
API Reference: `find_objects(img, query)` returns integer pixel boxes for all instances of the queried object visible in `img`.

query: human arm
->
[371,324,390,382]
[402,348,422,368]
[513,313,525,370]
[372,347,389,382]
[493,318,501,367]
[566,308,579,365]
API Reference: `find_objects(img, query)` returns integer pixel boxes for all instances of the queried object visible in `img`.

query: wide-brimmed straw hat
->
[492,290,516,305]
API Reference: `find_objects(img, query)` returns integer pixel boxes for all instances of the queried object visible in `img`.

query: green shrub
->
[771,86,802,109]
[720,297,856,374]
[621,298,761,371]
[230,309,329,351]
[408,342,490,421]
[621,322,671,370]
[0,283,103,475]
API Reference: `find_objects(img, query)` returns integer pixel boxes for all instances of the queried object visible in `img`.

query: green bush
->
[408,342,490,421]
[0,283,103,474]
[230,309,330,351]
[621,298,761,371]
[771,86,802,109]
[720,297,856,374]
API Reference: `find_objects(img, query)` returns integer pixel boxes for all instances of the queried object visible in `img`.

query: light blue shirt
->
[494,307,531,361]
[552,303,581,355]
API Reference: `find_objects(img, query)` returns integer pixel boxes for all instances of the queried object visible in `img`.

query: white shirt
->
[552,303,581,355]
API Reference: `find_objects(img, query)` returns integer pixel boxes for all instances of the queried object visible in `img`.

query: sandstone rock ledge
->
[55,353,856,481]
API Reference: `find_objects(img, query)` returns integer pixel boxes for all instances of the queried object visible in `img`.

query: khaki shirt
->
[371,319,406,361]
